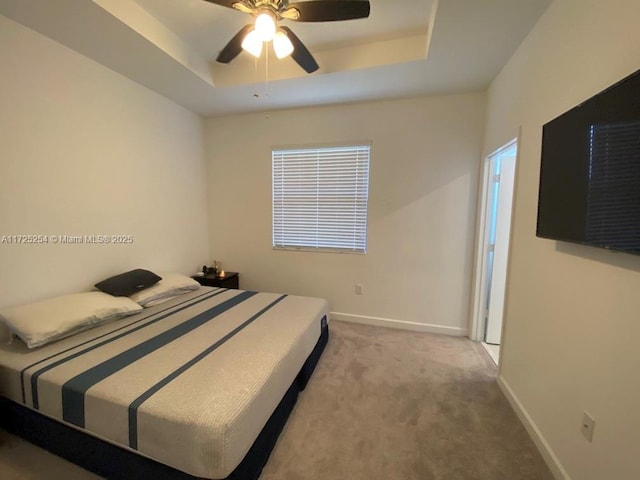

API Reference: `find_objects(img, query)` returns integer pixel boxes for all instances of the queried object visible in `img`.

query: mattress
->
[0,287,329,479]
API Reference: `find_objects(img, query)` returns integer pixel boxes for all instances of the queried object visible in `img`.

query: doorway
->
[471,139,518,366]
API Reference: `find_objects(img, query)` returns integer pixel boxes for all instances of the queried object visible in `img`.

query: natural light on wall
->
[272,144,371,254]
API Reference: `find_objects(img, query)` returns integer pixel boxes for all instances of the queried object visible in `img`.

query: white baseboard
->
[497,375,570,480]
[330,312,468,337]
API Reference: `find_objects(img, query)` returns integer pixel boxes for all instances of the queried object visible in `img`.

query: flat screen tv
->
[537,68,640,255]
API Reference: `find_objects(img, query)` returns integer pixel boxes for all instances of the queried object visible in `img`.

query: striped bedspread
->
[0,287,329,479]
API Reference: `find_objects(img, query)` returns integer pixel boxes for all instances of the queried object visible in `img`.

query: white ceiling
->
[135,0,435,58]
[0,0,551,116]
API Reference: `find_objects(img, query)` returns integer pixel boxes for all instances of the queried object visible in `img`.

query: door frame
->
[469,136,519,343]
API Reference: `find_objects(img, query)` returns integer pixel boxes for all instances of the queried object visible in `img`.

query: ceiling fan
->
[203,0,371,73]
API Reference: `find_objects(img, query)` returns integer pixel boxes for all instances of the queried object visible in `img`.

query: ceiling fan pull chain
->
[265,46,270,101]
[253,56,259,98]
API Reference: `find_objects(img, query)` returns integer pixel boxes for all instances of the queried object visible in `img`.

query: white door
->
[484,152,516,344]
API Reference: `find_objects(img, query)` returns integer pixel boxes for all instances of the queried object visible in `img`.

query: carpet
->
[259,320,553,480]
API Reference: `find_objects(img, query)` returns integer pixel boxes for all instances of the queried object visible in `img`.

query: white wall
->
[0,15,209,309]
[205,93,485,335]
[483,1,640,479]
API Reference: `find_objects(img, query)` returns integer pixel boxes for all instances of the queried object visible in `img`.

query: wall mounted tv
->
[537,68,640,255]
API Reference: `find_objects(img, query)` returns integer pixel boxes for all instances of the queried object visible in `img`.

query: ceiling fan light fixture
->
[254,12,277,42]
[273,30,294,59]
[241,29,263,58]
[210,0,371,73]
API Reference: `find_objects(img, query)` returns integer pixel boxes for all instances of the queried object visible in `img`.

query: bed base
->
[1,319,329,480]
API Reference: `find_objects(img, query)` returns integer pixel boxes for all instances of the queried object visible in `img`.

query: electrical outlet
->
[581,411,595,442]
[355,283,364,295]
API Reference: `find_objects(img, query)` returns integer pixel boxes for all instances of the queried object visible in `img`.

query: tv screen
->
[537,68,640,255]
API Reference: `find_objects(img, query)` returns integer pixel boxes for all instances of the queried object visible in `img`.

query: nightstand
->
[193,272,239,289]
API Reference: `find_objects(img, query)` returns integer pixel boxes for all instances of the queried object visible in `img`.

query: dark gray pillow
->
[94,269,162,297]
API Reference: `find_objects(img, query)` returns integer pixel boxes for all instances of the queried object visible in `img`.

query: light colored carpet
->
[0,320,553,480]
[260,321,552,480]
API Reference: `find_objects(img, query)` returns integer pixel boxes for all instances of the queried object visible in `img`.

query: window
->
[272,144,370,253]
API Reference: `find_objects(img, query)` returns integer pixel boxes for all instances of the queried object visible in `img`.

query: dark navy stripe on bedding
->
[28,289,226,409]
[20,289,220,404]
[62,291,257,427]
[128,295,287,449]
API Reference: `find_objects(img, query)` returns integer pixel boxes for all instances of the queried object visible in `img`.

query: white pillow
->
[129,272,200,307]
[0,292,142,349]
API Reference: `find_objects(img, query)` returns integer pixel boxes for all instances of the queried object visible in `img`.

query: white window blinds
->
[272,144,370,253]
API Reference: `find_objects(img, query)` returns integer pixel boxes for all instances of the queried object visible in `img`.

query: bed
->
[0,286,330,479]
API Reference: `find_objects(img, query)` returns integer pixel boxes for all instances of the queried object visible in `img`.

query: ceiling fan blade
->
[203,0,241,9]
[280,27,319,73]
[216,24,253,63]
[286,1,370,22]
